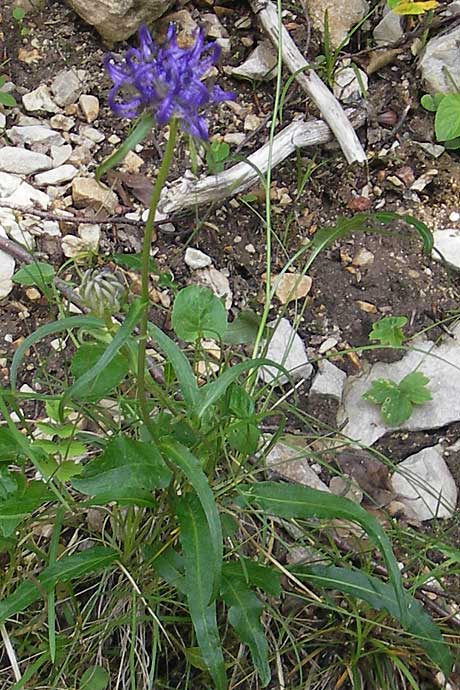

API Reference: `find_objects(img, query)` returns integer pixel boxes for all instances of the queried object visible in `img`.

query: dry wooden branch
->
[249,0,367,164]
[158,109,365,217]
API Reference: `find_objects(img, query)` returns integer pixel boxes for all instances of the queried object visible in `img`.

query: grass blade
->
[292,564,452,677]
[176,493,227,690]
[10,316,104,389]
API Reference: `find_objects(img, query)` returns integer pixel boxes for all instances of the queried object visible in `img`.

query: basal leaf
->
[292,564,452,676]
[171,286,227,342]
[70,343,130,400]
[435,94,460,142]
[72,435,171,504]
[176,493,226,690]
[223,311,262,345]
[238,482,407,626]
[369,316,407,347]
[12,262,55,291]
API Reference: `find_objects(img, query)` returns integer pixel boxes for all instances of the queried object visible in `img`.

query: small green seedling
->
[12,6,29,36]
[206,140,230,173]
[421,93,460,150]
[369,315,407,348]
[0,75,17,108]
[363,371,432,426]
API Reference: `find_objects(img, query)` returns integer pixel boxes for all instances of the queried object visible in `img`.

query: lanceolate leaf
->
[160,439,223,599]
[176,493,226,690]
[238,482,407,627]
[0,481,51,537]
[0,547,118,625]
[221,575,270,686]
[291,564,452,676]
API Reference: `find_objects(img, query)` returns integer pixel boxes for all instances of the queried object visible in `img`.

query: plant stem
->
[137,119,178,425]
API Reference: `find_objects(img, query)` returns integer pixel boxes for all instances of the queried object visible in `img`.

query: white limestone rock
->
[231,41,278,81]
[261,318,313,385]
[0,147,53,174]
[310,360,347,401]
[185,247,212,269]
[51,69,87,107]
[0,227,15,299]
[419,25,460,93]
[22,85,60,113]
[35,165,78,186]
[6,125,64,148]
[432,228,460,270]
[391,446,457,520]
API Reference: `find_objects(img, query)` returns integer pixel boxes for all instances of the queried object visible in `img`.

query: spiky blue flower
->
[104,24,235,140]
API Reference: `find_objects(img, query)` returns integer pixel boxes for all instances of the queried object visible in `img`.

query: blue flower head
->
[104,24,235,140]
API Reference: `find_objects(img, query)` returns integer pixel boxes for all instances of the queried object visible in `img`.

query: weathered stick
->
[249,0,367,164]
[158,109,365,217]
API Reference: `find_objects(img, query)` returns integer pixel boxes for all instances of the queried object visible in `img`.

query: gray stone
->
[432,228,460,270]
[6,125,64,148]
[414,141,445,158]
[266,440,330,491]
[305,0,369,48]
[22,85,60,113]
[80,126,105,144]
[50,114,76,131]
[72,177,118,213]
[185,247,212,270]
[51,69,87,107]
[0,172,21,198]
[339,326,460,446]
[0,147,53,174]
[419,25,460,93]
[261,318,313,384]
[63,0,173,43]
[0,113,6,130]
[7,181,50,209]
[0,227,15,299]
[373,10,403,45]
[231,41,278,81]
[333,66,368,103]
[391,446,457,520]
[79,94,100,123]
[51,144,73,167]
[34,165,78,186]
[310,360,347,401]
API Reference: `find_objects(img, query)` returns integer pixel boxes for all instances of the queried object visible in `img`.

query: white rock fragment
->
[432,228,460,270]
[8,224,35,250]
[231,41,278,81]
[51,69,86,107]
[310,360,347,402]
[266,440,330,491]
[305,0,369,48]
[340,325,460,446]
[22,85,60,113]
[333,66,368,103]
[72,177,118,213]
[50,114,76,131]
[261,318,313,384]
[419,25,460,93]
[0,113,6,130]
[223,132,245,146]
[6,125,64,148]
[0,147,53,174]
[185,247,212,269]
[62,235,88,258]
[51,144,73,167]
[78,94,100,123]
[78,223,100,251]
[0,227,15,299]
[34,165,78,186]
[80,126,105,144]
[0,172,21,198]
[449,211,460,222]
[120,150,144,173]
[373,9,403,45]
[194,266,233,310]
[7,181,50,209]
[391,446,457,520]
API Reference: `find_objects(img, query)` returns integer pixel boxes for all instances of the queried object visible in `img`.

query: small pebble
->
[449,211,460,222]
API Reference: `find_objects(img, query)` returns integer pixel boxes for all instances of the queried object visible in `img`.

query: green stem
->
[137,119,178,427]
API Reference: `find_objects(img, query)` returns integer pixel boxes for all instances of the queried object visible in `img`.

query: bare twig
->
[248,0,367,164]
[158,109,365,217]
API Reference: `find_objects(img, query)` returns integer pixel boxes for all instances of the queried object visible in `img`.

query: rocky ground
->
[1,0,460,595]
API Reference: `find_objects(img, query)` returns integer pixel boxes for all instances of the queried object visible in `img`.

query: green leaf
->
[171,286,227,342]
[369,316,407,347]
[148,323,200,412]
[435,94,460,141]
[72,435,171,505]
[112,253,157,273]
[70,343,130,400]
[223,558,281,598]
[228,421,260,455]
[291,564,452,677]
[160,439,223,600]
[0,427,21,462]
[420,93,444,112]
[221,574,270,686]
[12,262,55,291]
[96,112,155,181]
[62,299,144,407]
[150,546,186,594]
[363,372,431,426]
[227,383,254,418]
[238,481,407,627]
[223,310,262,344]
[444,136,460,150]
[0,480,51,537]
[176,493,227,690]
[79,666,109,690]
[10,315,105,389]
[0,92,17,108]
[0,546,118,625]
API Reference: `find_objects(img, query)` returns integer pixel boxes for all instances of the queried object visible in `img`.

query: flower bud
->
[80,269,126,316]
